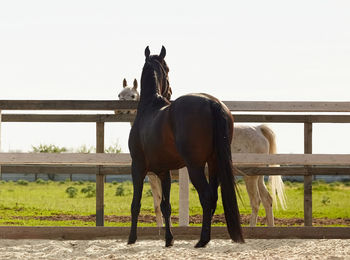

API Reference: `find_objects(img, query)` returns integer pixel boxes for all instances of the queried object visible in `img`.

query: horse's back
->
[171,94,216,127]
[232,125,269,154]
[170,94,232,166]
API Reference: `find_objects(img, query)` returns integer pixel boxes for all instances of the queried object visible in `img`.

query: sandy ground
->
[0,239,349,260]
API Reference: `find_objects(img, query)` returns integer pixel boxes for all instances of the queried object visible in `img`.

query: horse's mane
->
[142,55,172,102]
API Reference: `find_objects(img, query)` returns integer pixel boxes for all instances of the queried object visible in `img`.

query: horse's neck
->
[140,73,157,98]
[138,69,167,111]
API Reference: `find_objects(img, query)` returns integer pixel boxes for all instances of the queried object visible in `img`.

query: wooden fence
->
[0,100,349,239]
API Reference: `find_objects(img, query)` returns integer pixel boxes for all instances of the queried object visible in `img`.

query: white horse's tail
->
[269,175,286,210]
[259,124,287,210]
[259,124,277,154]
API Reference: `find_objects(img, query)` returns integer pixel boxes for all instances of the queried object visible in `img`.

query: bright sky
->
[0,0,350,154]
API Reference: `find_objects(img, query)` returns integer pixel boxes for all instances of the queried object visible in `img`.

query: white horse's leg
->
[257,176,274,226]
[148,173,163,227]
[244,175,261,227]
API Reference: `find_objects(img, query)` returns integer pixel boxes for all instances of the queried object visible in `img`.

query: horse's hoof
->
[194,239,209,248]
[165,238,174,247]
[127,236,137,245]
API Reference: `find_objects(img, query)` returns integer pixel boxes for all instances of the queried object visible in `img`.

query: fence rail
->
[2,152,350,178]
[2,100,350,112]
[0,100,349,239]
[1,153,350,166]
[2,165,350,176]
[3,113,350,123]
[1,226,350,240]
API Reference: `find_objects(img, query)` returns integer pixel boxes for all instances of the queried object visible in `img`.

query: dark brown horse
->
[128,46,244,248]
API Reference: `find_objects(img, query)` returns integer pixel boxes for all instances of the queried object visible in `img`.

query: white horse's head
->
[118,79,140,101]
[115,79,140,115]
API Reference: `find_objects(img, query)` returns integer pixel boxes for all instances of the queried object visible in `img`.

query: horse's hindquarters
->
[170,95,229,167]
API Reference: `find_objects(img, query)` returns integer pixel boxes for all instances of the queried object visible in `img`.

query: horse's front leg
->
[160,171,174,247]
[128,162,147,245]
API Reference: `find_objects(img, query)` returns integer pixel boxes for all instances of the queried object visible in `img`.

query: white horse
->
[117,80,286,227]
[232,124,286,226]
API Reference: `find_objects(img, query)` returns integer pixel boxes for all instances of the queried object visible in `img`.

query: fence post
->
[0,110,2,180]
[304,122,313,226]
[96,122,105,226]
[179,167,189,226]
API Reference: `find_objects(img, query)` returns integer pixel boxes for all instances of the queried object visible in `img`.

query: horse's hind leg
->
[160,171,173,247]
[208,160,219,217]
[128,162,147,245]
[244,176,261,227]
[258,176,274,226]
[187,166,213,248]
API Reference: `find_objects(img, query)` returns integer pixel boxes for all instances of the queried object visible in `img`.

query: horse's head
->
[118,78,140,101]
[142,46,172,101]
[115,78,139,115]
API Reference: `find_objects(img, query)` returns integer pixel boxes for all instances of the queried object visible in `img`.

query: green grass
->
[0,180,349,226]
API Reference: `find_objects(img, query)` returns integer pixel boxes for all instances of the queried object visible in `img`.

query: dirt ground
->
[11,213,350,226]
[0,238,349,259]
[3,214,350,259]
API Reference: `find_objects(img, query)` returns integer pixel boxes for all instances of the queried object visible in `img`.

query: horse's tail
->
[211,101,244,243]
[259,124,287,210]
[259,124,277,154]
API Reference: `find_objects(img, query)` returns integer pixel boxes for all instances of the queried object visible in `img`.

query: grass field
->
[0,179,349,227]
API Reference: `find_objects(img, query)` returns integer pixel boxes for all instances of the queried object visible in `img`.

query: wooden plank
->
[1,114,135,122]
[96,122,105,227]
[0,165,130,175]
[304,123,313,227]
[96,173,104,226]
[224,101,350,112]
[0,109,1,180]
[230,154,350,166]
[1,153,350,166]
[1,165,350,176]
[242,227,350,239]
[0,100,137,110]
[304,175,313,226]
[234,114,350,123]
[96,122,105,154]
[179,168,189,227]
[0,153,132,165]
[0,226,349,240]
[304,123,313,154]
[3,114,350,123]
[235,166,350,176]
[1,100,350,112]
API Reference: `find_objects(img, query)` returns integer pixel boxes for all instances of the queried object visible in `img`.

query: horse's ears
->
[133,79,138,90]
[159,46,166,60]
[123,78,127,88]
[145,46,166,59]
[145,46,150,59]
